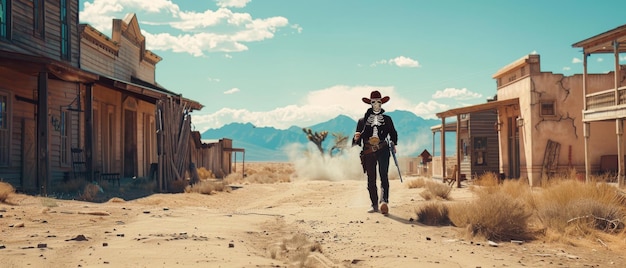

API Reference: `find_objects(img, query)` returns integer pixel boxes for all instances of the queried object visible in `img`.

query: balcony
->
[583,86,626,122]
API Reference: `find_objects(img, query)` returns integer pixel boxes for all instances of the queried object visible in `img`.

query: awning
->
[436,98,519,118]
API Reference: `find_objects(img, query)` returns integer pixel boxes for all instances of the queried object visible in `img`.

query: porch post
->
[85,83,94,181]
[456,114,461,188]
[614,41,620,105]
[618,119,625,187]
[584,122,590,183]
[36,72,50,196]
[582,51,590,183]
[441,117,446,180]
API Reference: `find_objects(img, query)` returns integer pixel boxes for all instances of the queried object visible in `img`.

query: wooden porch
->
[573,23,626,187]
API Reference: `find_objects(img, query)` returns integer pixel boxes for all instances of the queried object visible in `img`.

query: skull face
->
[371,99,382,113]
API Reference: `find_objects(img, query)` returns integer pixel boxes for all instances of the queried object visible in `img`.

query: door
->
[22,118,37,191]
[124,108,137,177]
[507,117,520,178]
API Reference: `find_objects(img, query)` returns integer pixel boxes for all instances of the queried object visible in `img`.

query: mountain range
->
[201,110,455,162]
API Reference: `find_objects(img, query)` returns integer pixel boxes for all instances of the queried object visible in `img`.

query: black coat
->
[353,108,398,147]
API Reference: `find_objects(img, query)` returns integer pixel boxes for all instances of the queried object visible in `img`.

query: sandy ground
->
[1,174,625,268]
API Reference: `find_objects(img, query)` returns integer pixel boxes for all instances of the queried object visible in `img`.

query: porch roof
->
[572,23,626,54]
[98,74,204,111]
[435,98,519,118]
[0,50,99,83]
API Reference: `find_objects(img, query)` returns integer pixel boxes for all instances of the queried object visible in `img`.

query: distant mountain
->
[201,110,454,162]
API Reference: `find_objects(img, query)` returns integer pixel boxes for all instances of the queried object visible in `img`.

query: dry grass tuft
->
[419,180,452,200]
[449,191,535,241]
[78,183,103,202]
[415,201,451,226]
[196,167,215,179]
[534,179,625,235]
[185,179,232,195]
[407,178,426,189]
[0,181,15,202]
[472,172,500,187]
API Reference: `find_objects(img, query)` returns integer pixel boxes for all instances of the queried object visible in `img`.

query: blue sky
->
[78,0,626,132]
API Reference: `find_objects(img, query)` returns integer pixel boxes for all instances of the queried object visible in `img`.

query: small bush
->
[407,178,426,189]
[185,180,232,195]
[415,202,451,226]
[78,183,103,202]
[472,172,500,187]
[423,180,452,200]
[0,182,15,202]
[450,191,535,241]
[535,180,626,235]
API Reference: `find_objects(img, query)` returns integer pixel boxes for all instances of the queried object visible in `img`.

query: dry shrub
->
[0,181,15,202]
[185,179,232,195]
[422,180,452,200]
[78,183,102,202]
[407,178,426,189]
[472,172,500,187]
[535,180,625,235]
[419,190,434,200]
[449,191,535,241]
[197,167,215,179]
[415,201,451,226]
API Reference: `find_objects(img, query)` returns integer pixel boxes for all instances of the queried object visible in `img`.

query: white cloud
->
[224,88,240,94]
[216,0,251,8]
[432,88,482,100]
[190,85,451,131]
[572,57,583,64]
[80,0,292,57]
[563,66,571,71]
[597,58,604,62]
[388,56,420,68]
[370,56,420,68]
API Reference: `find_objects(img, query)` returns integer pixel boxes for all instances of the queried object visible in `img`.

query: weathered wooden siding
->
[0,68,37,188]
[468,110,500,177]
[8,0,80,65]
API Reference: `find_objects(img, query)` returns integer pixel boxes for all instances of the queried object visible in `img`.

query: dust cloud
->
[285,143,365,181]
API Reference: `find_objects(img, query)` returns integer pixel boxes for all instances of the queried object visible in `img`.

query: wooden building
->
[573,23,626,187]
[0,1,202,194]
[431,109,502,184]
[0,0,98,194]
[190,132,245,179]
[434,52,624,187]
[79,13,202,191]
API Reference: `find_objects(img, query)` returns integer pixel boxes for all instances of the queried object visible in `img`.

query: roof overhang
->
[436,98,519,118]
[0,50,98,83]
[97,74,203,111]
[572,24,626,54]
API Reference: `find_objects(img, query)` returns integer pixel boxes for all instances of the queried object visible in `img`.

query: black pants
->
[362,148,390,207]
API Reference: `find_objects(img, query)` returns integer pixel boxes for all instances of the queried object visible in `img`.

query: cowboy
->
[353,90,398,214]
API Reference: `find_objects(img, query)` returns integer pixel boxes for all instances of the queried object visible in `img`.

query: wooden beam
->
[37,72,50,196]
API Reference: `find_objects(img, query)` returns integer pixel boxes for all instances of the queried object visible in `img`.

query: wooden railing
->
[586,86,626,110]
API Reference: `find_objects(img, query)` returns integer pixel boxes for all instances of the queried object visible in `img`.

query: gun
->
[388,140,403,183]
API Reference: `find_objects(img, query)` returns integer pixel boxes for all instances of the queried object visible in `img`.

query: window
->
[0,91,10,166]
[0,0,8,38]
[540,101,555,116]
[474,137,487,166]
[60,0,70,60]
[33,0,44,38]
